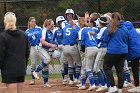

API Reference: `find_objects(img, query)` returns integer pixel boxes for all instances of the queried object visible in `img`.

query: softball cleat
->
[78,85,86,90]
[29,80,35,85]
[44,83,52,88]
[33,71,40,80]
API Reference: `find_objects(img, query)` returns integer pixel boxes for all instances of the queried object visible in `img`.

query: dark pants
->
[103,53,127,89]
[131,57,140,87]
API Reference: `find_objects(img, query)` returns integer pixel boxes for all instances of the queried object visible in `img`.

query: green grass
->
[28,56,60,65]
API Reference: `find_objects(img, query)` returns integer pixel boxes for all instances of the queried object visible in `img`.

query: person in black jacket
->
[0,12,30,93]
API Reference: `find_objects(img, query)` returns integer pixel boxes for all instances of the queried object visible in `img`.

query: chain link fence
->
[0,0,140,76]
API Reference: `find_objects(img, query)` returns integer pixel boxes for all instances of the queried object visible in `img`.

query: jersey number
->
[88,32,95,40]
[66,28,72,36]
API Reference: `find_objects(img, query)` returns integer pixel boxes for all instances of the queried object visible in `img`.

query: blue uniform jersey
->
[62,19,79,29]
[78,27,86,45]
[42,28,55,50]
[103,21,129,54]
[63,25,80,45]
[62,20,69,29]
[91,27,99,34]
[124,21,140,60]
[96,27,108,47]
[53,27,63,45]
[81,27,97,47]
[25,26,42,46]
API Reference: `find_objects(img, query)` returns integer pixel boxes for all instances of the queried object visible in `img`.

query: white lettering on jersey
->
[66,28,72,36]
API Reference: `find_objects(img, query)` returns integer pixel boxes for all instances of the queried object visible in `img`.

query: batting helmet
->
[65,9,74,14]
[56,16,65,24]
[52,50,61,59]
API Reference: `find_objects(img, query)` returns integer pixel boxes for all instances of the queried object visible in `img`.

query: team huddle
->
[25,9,140,93]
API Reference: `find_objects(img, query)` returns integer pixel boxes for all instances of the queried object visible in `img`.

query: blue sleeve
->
[53,31,57,42]
[95,34,101,44]
[80,29,85,45]
[95,29,100,34]
[24,30,28,36]
[39,29,42,39]
[102,28,111,43]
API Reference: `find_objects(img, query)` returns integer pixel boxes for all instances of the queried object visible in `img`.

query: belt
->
[63,44,76,46]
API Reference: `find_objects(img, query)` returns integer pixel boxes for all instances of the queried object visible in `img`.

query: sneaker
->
[123,82,133,88]
[62,79,68,85]
[136,87,140,92]
[76,83,82,87]
[118,89,122,93]
[87,84,97,91]
[96,85,108,92]
[33,71,40,80]
[78,85,86,90]
[44,83,52,88]
[29,80,35,85]
[127,86,140,92]
[73,79,80,84]
[106,86,118,93]
[68,80,74,86]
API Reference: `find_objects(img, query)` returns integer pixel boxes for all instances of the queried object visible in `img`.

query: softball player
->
[33,19,58,87]
[86,17,101,89]
[62,9,74,29]
[53,16,69,84]
[62,9,78,29]
[62,9,81,85]
[26,18,57,87]
[89,12,100,27]
[77,17,87,88]
[93,16,109,92]
[79,25,99,91]
[61,9,75,84]
[25,17,42,85]
[123,60,132,88]
[62,18,81,85]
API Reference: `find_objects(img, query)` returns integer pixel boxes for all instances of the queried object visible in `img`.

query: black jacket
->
[0,29,30,78]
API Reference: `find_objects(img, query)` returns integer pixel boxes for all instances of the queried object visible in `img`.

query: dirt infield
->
[0,78,137,93]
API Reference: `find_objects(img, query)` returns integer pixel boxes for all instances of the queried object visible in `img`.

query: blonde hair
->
[90,12,100,20]
[43,19,53,27]
[78,17,87,28]
[108,12,121,34]
[4,12,16,30]
[43,19,48,27]
[27,17,36,29]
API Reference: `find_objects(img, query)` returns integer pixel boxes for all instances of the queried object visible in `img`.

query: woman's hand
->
[89,31,95,35]
[51,44,58,49]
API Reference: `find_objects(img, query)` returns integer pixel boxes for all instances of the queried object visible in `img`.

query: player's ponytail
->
[108,12,121,34]
[4,12,16,31]
[43,19,48,28]
[43,19,53,27]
